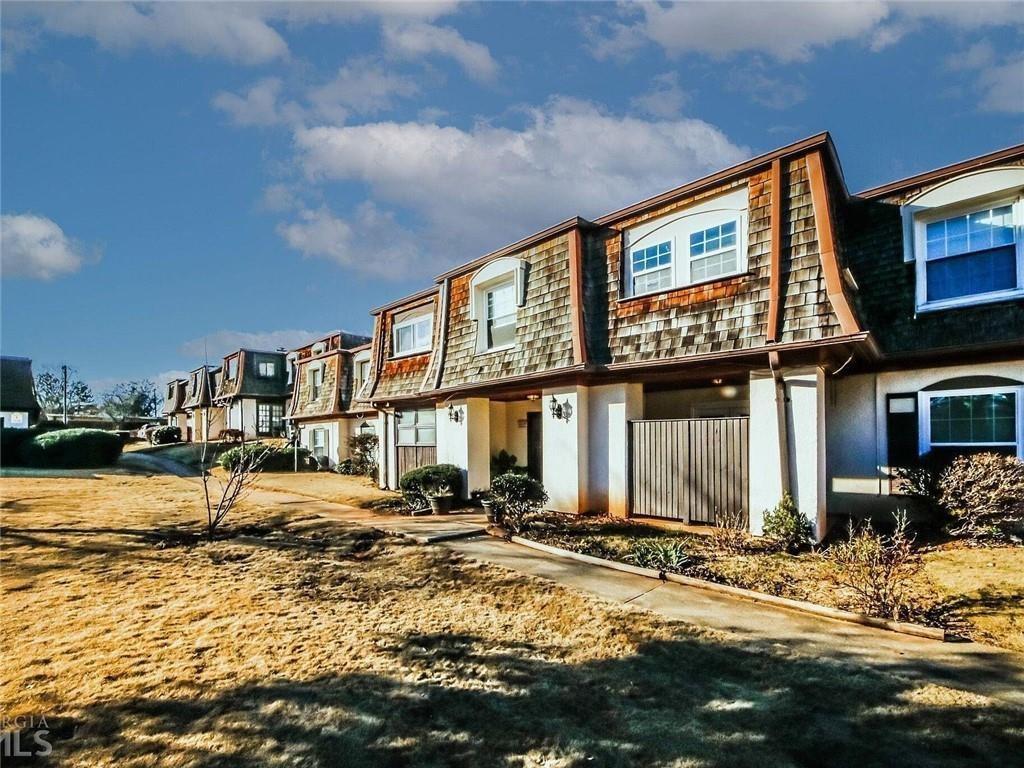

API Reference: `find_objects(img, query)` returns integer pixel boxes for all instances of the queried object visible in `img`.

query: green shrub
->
[218,443,312,472]
[938,452,1024,539]
[2,427,40,465]
[18,428,124,468]
[150,425,182,445]
[762,493,813,553]
[336,458,356,475]
[627,539,693,573]
[399,463,463,507]
[348,433,378,478]
[490,449,525,477]
[490,472,548,533]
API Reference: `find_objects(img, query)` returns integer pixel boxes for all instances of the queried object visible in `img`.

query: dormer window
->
[258,361,276,377]
[623,186,748,298]
[392,311,433,356]
[902,166,1024,312]
[309,366,323,400]
[469,256,526,354]
[227,358,238,380]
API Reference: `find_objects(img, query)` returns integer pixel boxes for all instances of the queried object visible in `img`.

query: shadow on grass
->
[30,630,1024,767]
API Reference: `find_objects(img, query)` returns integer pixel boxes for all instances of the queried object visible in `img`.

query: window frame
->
[311,427,329,460]
[628,240,675,296]
[395,408,436,446]
[391,311,434,358]
[483,278,517,352]
[257,402,284,436]
[912,195,1024,313]
[257,361,276,378]
[917,385,1023,457]
[226,358,238,380]
[309,366,323,401]
[622,192,748,300]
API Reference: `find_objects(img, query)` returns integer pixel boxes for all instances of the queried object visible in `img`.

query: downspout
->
[769,350,791,496]
[430,277,452,391]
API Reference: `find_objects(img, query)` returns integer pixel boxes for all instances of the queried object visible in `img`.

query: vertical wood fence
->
[629,417,749,524]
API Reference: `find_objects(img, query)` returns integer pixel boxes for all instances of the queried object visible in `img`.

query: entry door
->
[526,412,543,481]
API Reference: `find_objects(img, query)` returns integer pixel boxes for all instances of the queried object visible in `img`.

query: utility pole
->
[62,365,69,425]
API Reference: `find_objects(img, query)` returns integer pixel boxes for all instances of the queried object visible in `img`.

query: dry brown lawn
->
[252,471,400,510]
[1,473,1022,767]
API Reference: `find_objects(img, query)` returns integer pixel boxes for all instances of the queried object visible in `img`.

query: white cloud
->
[978,53,1024,113]
[5,1,462,66]
[306,59,420,122]
[290,98,747,270]
[630,72,689,118]
[1,213,91,280]
[212,77,290,126]
[213,59,420,127]
[945,40,996,72]
[590,2,889,63]
[587,1,1023,63]
[382,20,498,81]
[178,329,329,360]
[277,203,430,278]
[259,183,302,212]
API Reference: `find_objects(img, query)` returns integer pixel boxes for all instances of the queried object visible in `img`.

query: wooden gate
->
[629,417,748,524]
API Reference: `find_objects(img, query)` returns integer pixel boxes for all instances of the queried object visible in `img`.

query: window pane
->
[633,267,672,294]
[418,408,436,427]
[927,206,1016,263]
[691,249,738,282]
[417,427,436,445]
[397,426,416,445]
[926,245,1017,301]
[930,392,1016,445]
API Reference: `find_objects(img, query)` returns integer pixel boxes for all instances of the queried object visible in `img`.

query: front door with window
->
[311,428,329,462]
[395,408,437,479]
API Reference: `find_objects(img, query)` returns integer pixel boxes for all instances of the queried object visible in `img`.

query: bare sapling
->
[199,414,273,541]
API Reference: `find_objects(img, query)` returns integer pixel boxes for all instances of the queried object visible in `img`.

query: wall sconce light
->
[549,395,572,422]
[526,394,540,401]
[448,403,462,423]
[712,378,724,386]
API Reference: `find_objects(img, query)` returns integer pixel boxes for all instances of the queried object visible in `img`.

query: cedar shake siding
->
[843,153,1024,359]
[364,292,439,403]
[437,232,578,390]
[589,153,846,367]
[287,332,372,420]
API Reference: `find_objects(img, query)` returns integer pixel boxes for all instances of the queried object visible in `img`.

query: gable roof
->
[0,356,41,414]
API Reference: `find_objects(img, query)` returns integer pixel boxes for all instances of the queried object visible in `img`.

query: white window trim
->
[469,257,526,355]
[624,210,748,299]
[391,311,434,358]
[917,385,1023,457]
[912,195,1024,313]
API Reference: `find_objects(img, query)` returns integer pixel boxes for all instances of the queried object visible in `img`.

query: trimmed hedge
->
[18,428,124,468]
[399,463,463,506]
[150,425,182,445]
[218,443,313,472]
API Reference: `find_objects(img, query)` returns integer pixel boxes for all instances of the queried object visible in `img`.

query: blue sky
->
[2,1,1022,392]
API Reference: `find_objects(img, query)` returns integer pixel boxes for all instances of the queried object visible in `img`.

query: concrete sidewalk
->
[441,535,1024,707]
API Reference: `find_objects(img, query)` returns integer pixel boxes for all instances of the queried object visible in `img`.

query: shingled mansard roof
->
[0,356,42,414]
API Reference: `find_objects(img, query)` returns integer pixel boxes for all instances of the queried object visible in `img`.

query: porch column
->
[588,383,643,518]
[749,367,828,541]
[436,398,490,500]
[379,410,395,490]
[542,385,590,514]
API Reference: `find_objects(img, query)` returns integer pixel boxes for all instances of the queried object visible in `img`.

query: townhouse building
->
[214,349,290,439]
[285,331,375,467]
[181,365,224,443]
[162,378,188,435]
[358,133,1024,539]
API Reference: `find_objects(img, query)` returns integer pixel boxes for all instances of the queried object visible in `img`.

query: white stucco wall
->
[228,399,259,438]
[542,385,590,513]
[299,419,343,466]
[436,398,490,498]
[749,368,827,540]
[587,383,643,517]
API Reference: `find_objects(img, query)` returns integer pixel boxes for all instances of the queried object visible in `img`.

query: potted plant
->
[427,482,454,515]
[473,488,499,524]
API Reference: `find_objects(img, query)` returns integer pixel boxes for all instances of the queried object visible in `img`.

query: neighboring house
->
[162,378,188,435]
[0,356,42,429]
[358,133,1023,539]
[285,331,374,467]
[182,365,224,443]
[214,349,290,439]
